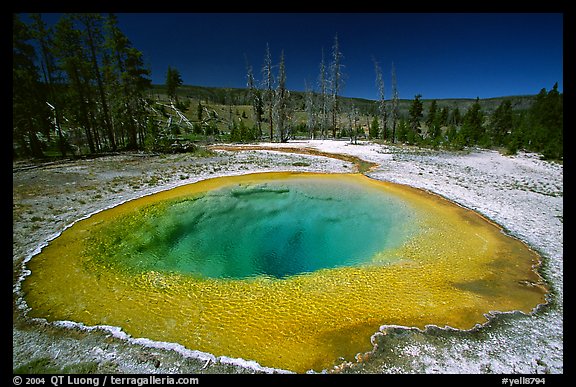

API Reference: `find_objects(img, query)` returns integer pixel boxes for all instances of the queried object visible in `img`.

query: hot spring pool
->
[21,172,547,372]
[88,174,416,279]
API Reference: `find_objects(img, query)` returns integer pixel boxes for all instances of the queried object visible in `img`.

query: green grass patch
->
[14,357,103,374]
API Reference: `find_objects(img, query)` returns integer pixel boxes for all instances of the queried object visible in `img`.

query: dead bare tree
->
[373,57,387,140]
[304,80,316,139]
[329,34,344,138]
[274,50,290,142]
[391,62,399,143]
[262,43,274,141]
[246,61,263,139]
[318,48,329,139]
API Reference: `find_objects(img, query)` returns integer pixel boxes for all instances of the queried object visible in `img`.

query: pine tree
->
[104,13,151,150]
[75,13,116,151]
[369,116,380,140]
[490,99,513,147]
[13,14,48,158]
[166,66,183,103]
[396,118,409,144]
[450,107,462,127]
[461,97,484,146]
[29,13,68,156]
[525,83,563,159]
[438,106,449,128]
[408,94,423,136]
[426,100,437,128]
[53,14,99,153]
[16,13,155,156]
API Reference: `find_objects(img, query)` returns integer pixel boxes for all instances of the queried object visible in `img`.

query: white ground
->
[13,140,563,374]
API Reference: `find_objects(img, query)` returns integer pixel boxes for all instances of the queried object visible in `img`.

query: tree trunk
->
[83,15,116,151]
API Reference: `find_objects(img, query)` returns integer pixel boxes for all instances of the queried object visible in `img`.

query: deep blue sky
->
[30,13,564,100]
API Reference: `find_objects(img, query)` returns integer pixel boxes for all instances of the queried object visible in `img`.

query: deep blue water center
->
[113,177,416,279]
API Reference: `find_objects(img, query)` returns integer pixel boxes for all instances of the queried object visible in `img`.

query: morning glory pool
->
[22,172,547,373]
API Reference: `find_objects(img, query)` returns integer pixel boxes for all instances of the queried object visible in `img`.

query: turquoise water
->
[92,177,418,279]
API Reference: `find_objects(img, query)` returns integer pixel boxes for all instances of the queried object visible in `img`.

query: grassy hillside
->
[147,83,537,140]
[148,84,536,115]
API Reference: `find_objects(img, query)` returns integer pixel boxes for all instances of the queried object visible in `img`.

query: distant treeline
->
[13,13,562,160]
[390,85,562,159]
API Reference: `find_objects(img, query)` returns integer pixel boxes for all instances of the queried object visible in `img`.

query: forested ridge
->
[13,13,563,161]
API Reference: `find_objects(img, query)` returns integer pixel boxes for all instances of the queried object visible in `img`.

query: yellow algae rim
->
[20,172,548,373]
